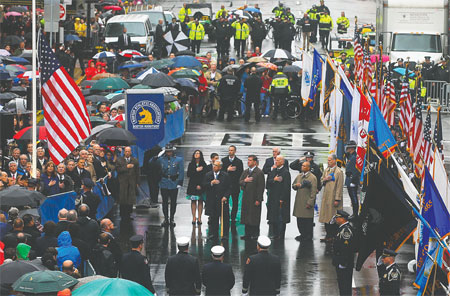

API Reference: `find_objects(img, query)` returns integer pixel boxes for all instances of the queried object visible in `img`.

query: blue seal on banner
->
[130,100,162,129]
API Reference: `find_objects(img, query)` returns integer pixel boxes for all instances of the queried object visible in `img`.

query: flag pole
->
[31,0,37,177]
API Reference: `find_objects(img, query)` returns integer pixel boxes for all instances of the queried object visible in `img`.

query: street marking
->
[251,133,265,146]
[210,132,225,146]
[292,133,303,148]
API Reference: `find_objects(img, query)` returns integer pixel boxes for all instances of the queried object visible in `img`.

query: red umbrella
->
[103,6,122,11]
[13,126,48,141]
[17,71,39,79]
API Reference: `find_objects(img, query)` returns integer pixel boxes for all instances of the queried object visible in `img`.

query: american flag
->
[410,96,423,176]
[399,81,412,138]
[39,33,91,165]
[353,25,364,85]
[385,71,396,126]
[422,107,433,168]
[434,106,444,160]
[363,53,373,89]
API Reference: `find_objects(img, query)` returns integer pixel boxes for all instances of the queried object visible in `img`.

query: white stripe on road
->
[251,133,265,146]
[210,132,226,146]
[292,133,303,148]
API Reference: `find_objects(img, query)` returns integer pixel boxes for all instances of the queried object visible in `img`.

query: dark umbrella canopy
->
[89,116,107,127]
[96,128,137,146]
[4,35,23,46]
[0,92,20,101]
[283,65,301,73]
[0,260,43,286]
[0,185,45,207]
[12,270,78,294]
[85,95,108,103]
[81,80,97,88]
[141,72,176,87]
[171,55,202,68]
[175,50,195,56]
[164,31,190,54]
[147,59,175,69]
[9,85,27,94]
[174,78,198,92]
[110,93,125,103]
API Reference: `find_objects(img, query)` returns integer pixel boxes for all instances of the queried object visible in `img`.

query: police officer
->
[120,235,156,294]
[290,151,322,191]
[421,56,435,80]
[157,144,184,227]
[331,210,355,296]
[270,17,283,49]
[202,245,235,295]
[217,68,241,122]
[242,236,281,295]
[270,67,291,120]
[318,11,333,49]
[436,57,450,82]
[232,17,250,58]
[378,249,401,295]
[344,141,360,217]
[178,3,192,23]
[336,12,349,48]
[188,18,205,54]
[283,8,295,24]
[165,237,202,296]
[214,17,232,59]
[215,5,228,19]
[272,3,285,18]
[306,5,319,43]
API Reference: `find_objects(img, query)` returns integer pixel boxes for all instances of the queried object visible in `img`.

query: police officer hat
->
[345,140,357,150]
[397,58,403,62]
[176,236,190,247]
[335,210,350,219]
[424,56,431,60]
[381,248,397,258]
[211,245,225,258]
[340,51,347,56]
[82,178,94,188]
[304,151,315,158]
[257,236,271,248]
[165,143,176,151]
[129,235,144,244]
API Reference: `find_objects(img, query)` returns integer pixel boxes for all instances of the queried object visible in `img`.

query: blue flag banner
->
[336,94,351,165]
[159,109,185,147]
[414,237,443,294]
[368,100,397,157]
[126,90,165,152]
[39,181,115,223]
[309,49,324,109]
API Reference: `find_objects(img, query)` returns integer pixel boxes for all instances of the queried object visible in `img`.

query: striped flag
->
[363,53,373,90]
[39,34,91,164]
[399,81,412,138]
[422,107,434,168]
[353,25,364,85]
[384,72,396,127]
[369,77,377,100]
[434,106,444,160]
[410,96,424,176]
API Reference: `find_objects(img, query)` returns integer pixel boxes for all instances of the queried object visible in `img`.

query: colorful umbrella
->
[12,271,78,294]
[171,55,202,68]
[72,278,153,296]
[118,61,144,70]
[164,31,190,54]
[93,51,116,59]
[257,62,278,71]
[13,126,48,141]
[65,34,81,42]
[91,77,130,90]
[119,50,144,58]
[103,5,122,11]
[92,73,117,80]
[17,70,39,79]
[247,56,267,63]
[169,68,201,79]
[5,11,22,17]
[137,67,159,80]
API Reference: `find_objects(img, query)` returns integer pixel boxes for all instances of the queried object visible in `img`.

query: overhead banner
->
[126,90,165,151]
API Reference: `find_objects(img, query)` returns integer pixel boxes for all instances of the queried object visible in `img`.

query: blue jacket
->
[57,231,81,269]
[157,154,184,189]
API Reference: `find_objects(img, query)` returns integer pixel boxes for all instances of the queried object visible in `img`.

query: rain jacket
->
[188,22,205,40]
[56,231,81,270]
[231,21,249,40]
[178,7,192,23]
[74,18,87,38]
[16,243,31,260]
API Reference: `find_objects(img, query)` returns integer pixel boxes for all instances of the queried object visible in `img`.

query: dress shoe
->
[161,220,169,227]
[170,220,176,227]
[240,235,249,240]
[295,235,302,241]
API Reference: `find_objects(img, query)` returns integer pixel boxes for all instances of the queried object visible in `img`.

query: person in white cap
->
[242,236,281,295]
[165,237,201,295]
[202,245,235,295]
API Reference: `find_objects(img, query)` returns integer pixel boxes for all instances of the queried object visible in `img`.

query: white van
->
[105,14,154,54]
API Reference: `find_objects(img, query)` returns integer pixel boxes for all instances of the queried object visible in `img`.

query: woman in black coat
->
[186,150,207,225]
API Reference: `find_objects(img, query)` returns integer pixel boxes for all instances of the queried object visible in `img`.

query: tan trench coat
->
[318,166,344,223]
[292,172,317,219]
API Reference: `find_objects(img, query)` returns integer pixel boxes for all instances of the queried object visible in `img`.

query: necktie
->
[124,34,128,46]
[126,158,130,163]
[12,174,15,180]
[214,173,218,180]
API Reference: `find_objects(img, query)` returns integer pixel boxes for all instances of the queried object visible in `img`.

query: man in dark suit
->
[205,152,219,174]
[165,237,202,296]
[202,245,235,295]
[115,146,139,220]
[167,17,179,34]
[6,161,18,186]
[242,236,281,295]
[154,19,165,58]
[204,160,231,241]
[100,218,122,265]
[56,163,74,194]
[263,147,289,175]
[36,147,48,172]
[118,27,132,50]
[76,204,100,248]
[120,235,155,293]
[72,159,91,193]
[92,144,109,180]
[221,145,243,223]
[77,178,101,220]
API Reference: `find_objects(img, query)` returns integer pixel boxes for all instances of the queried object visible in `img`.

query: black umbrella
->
[0,260,43,287]
[283,65,301,73]
[96,127,136,146]
[10,6,27,13]
[85,95,108,103]
[4,35,23,46]
[110,93,125,103]
[9,85,27,94]
[82,89,92,96]
[164,94,177,103]
[0,92,20,101]
[0,69,12,81]
[0,185,45,207]
[127,78,141,85]
[175,50,195,57]
[141,72,176,87]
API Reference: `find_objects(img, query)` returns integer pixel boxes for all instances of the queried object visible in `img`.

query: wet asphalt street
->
[111,116,418,296]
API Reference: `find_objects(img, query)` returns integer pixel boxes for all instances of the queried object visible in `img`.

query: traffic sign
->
[60,4,66,20]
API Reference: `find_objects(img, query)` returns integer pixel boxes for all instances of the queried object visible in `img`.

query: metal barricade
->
[424,80,447,103]
[441,83,450,113]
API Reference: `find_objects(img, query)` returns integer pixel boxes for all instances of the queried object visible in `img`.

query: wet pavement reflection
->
[111,118,417,295]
